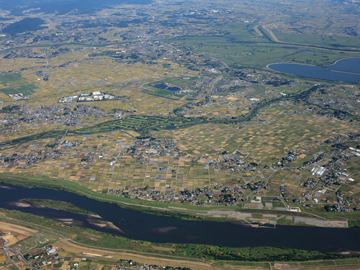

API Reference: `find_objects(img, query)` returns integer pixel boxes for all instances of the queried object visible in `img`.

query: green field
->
[0,73,37,95]
[275,32,360,49]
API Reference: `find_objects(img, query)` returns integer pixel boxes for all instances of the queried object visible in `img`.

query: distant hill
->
[1,0,153,16]
[0,17,14,21]
[1,18,46,36]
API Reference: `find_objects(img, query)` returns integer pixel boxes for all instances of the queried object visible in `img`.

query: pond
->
[0,185,360,252]
[154,84,168,89]
[167,87,181,91]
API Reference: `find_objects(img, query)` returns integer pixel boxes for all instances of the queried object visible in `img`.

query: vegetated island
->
[24,198,96,215]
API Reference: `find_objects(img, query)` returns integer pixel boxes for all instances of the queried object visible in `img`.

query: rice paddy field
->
[156,103,360,163]
[0,47,194,113]
[1,96,359,201]
[0,130,241,194]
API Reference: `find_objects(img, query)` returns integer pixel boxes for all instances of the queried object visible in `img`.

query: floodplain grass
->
[274,32,360,50]
[335,259,360,265]
[215,261,271,269]
[167,34,360,69]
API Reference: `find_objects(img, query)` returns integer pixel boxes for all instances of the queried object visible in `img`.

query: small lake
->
[154,84,180,91]
[0,185,360,252]
[268,58,360,83]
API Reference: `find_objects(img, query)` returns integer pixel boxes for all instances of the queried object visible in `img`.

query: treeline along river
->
[0,184,360,252]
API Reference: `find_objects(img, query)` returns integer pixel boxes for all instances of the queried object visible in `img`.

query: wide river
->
[268,58,360,83]
[1,185,360,252]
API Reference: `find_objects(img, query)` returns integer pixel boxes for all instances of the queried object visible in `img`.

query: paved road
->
[1,243,38,270]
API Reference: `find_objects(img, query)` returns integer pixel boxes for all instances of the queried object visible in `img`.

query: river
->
[0,185,360,252]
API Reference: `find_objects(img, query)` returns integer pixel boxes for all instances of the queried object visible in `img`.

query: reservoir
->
[325,58,360,74]
[0,184,360,252]
[268,58,360,83]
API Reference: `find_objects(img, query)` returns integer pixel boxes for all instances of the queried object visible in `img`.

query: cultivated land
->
[1,0,360,267]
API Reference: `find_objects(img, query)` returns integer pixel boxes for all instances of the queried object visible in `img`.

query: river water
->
[0,185,360,252]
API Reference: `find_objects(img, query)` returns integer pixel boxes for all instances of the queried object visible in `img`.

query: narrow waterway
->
[0,185,359,252]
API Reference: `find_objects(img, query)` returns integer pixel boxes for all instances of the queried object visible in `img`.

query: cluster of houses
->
[276,150,301,167]
[109,183,254,206]
[0,139,83,169]
[208,155,257,174]
[297,141,360,211]
[21,245,61,269]
[0,104,105,127]
[58,91,115,103]
[127,138,180,158]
